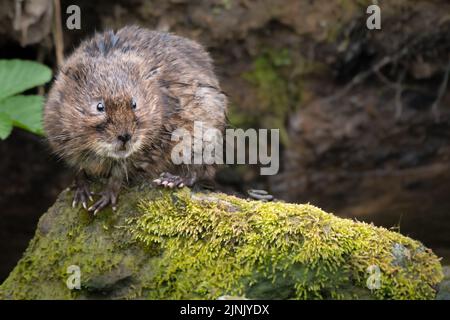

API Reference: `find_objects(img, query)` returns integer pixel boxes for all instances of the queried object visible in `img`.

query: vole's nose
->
[117,133,131,143]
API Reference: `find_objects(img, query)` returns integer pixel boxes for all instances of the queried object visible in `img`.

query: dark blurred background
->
[1,0,449,282]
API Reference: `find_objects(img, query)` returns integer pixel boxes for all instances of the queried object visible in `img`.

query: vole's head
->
[45,55,163,161]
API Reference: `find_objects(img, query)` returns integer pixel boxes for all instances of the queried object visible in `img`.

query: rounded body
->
[44,26,227,184]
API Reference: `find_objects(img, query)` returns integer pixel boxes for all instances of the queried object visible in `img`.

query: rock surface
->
[0,185,444,299]
[436,266,450,300]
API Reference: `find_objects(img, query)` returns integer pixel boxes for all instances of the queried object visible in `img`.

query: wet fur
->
[44,26,227,200]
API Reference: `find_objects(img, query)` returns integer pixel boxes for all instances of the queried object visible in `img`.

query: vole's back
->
[81,26,219,87]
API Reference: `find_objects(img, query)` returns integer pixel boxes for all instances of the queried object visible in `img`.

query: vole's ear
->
[60,64,88,84]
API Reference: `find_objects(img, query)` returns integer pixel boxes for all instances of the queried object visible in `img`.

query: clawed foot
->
[72,186,118,215]
[72,183,93,210]
[153,172,194,188]
[88,190,118,215]
[71,170,122,215]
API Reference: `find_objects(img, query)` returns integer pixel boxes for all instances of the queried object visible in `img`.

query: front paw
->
[88,190,118,215]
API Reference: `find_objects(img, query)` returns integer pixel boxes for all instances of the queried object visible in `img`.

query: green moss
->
[226,102,259,129]
[212,0,233,14]
[0,187,147,300]
[240,49,293,145]
[235,49,325,146]
[243,52,289,104]
[221,0,232,10]
[0,186,443,300]
[130,190,443,299]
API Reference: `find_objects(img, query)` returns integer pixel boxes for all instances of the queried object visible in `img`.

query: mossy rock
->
[0,185,444,299]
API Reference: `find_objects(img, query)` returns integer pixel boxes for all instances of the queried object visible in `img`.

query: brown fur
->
[44,26,227,211]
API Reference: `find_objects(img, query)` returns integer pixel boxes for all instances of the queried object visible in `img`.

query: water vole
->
[44,26,227,214]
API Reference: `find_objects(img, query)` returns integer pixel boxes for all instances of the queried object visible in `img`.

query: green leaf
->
[0,112,13,140]
[0,95,45,135]
[0,59,52,100]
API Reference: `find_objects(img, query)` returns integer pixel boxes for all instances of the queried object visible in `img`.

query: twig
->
[394,69,406,120]
[375,69,395,87]
[431,59,450,123]
[52,0,64,67]
[326,39,416,103]
[37,44,47,95]
[326,54,400,103]
[376,69,437,97]
[13,0,23,31]
[376,67,404,120]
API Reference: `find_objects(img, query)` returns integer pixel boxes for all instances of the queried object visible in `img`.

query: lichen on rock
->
[0,185,444,299]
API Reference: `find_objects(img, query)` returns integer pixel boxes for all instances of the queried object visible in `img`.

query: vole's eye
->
[131,99,137,110]
[97,102,105,112]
